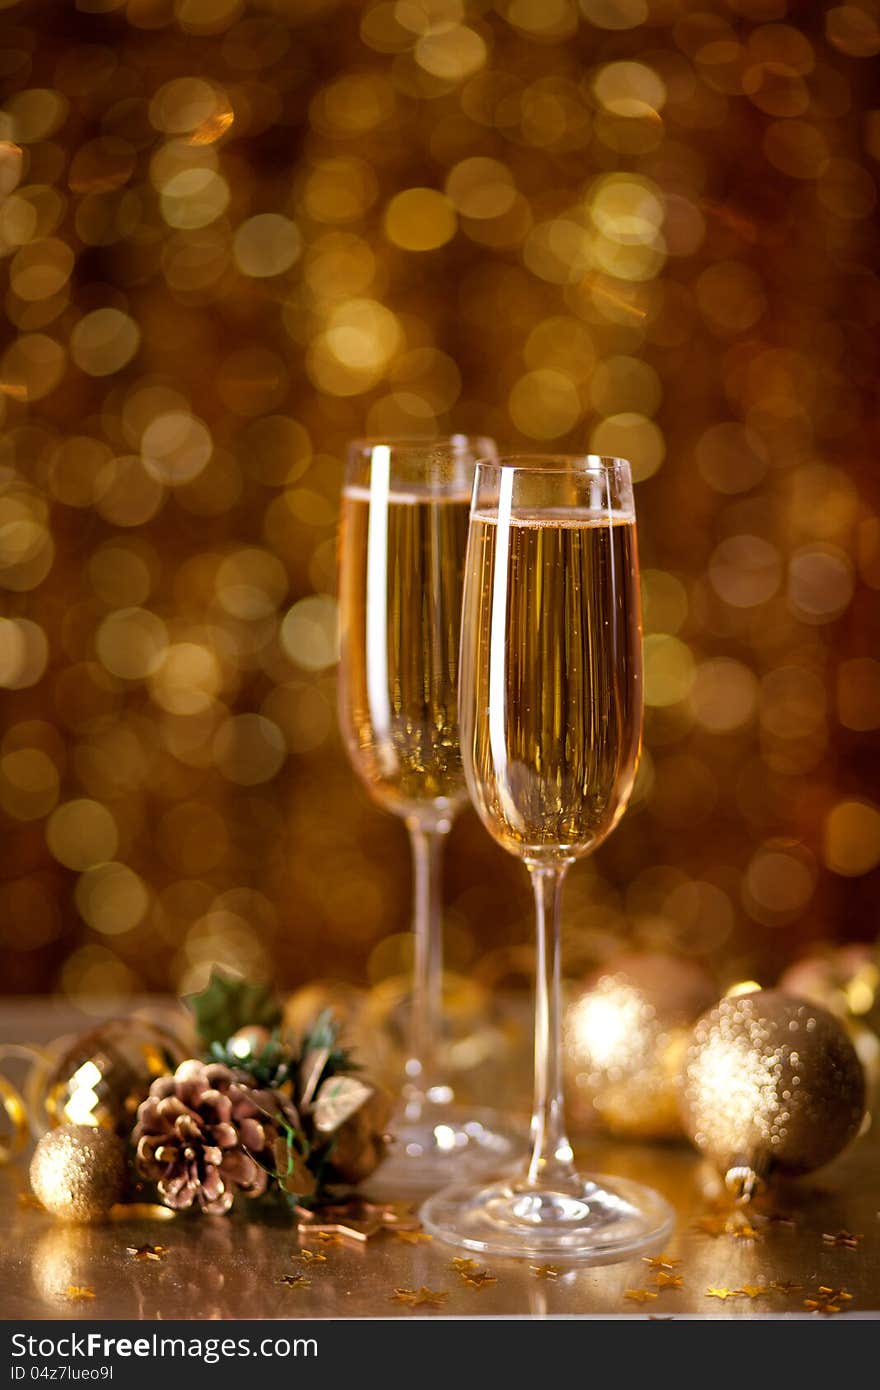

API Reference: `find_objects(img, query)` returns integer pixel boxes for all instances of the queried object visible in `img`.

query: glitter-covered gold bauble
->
[680,990,866,1195]
[30,1125,127,1222]
[43,1019,187,1136]
[564,952,718,1138]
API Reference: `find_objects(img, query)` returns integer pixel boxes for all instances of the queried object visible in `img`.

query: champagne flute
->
[421,455,673,1258]
[337,437,523,1191]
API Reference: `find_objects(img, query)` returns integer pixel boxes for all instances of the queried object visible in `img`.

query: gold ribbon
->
[110,1203,176,1222]
[0,1044,55,1163]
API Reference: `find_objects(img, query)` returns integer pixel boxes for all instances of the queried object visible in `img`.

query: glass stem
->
[404,818,451,1117]
[526,862,576,1188]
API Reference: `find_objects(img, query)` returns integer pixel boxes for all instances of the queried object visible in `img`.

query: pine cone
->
[133,1059,276,1215]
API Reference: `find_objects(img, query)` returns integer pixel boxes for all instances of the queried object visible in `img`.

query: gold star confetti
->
[298,1249,327,1264]
[279,1274,311,1290]
[390,1287,448,1308]
[66,1287,96,1301]
[731,1221,762,1241]
[804,1288,854,1316]
[705,1287,735,1300]
[736,1285,769,1299]
[451,1258,478,1273]
[643,1255,682,1271]
[126,1244,167,1262]
[624,1289,658,1303]
[460,1269,497,1289]
[296,1199,420,1244]
[295,1200,381,1243]
[693,1211,763,1240]
[394,1229,432,1245]
[652,1271,683,1290]
[530,1265,561,1280]
[411,1287,449,1308]
[770,1280,804,1295]
[316,1232,342,1245]
[822,1230,862,1248]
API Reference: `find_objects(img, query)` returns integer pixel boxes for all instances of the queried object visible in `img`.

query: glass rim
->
[347,433,496,454]
[474,453,631,476]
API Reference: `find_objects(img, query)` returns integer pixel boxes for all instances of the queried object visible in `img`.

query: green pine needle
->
[185,968,282,1047]
[208,1035,294,1088]
[300,1009,359,1078]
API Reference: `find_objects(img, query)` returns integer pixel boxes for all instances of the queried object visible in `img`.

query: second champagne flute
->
[421,454,673,1257]
[338,436,523,1191]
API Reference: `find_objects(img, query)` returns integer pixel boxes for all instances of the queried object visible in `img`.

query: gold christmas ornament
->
[779,945,880,1087]
[43,1019,188,1136]
[680,990,866,1196]
[0,1044,42,1164]
[564,952,718,1138]
[30,1125,127,1223]
[779,944,880,1033]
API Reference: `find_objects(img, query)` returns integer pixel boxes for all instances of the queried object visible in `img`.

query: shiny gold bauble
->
[564,952,718,1139]
[680,989,866,1194]
[44,1018,187,1136]
[30,1125,127,1222]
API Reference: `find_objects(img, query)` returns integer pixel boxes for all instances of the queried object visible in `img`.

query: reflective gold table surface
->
[1,999,878,1320]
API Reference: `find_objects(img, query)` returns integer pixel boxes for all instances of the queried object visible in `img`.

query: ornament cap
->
[724,1164,764,1204]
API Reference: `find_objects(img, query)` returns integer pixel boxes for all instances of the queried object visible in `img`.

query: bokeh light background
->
[1,0,879,1010]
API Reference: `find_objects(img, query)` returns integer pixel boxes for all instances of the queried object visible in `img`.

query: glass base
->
[420,1173,674,1263]
[362,1102,526,1198]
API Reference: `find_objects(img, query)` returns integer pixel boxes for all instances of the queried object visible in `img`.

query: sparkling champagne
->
[338,486,471,820]
[460,508,642,862]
